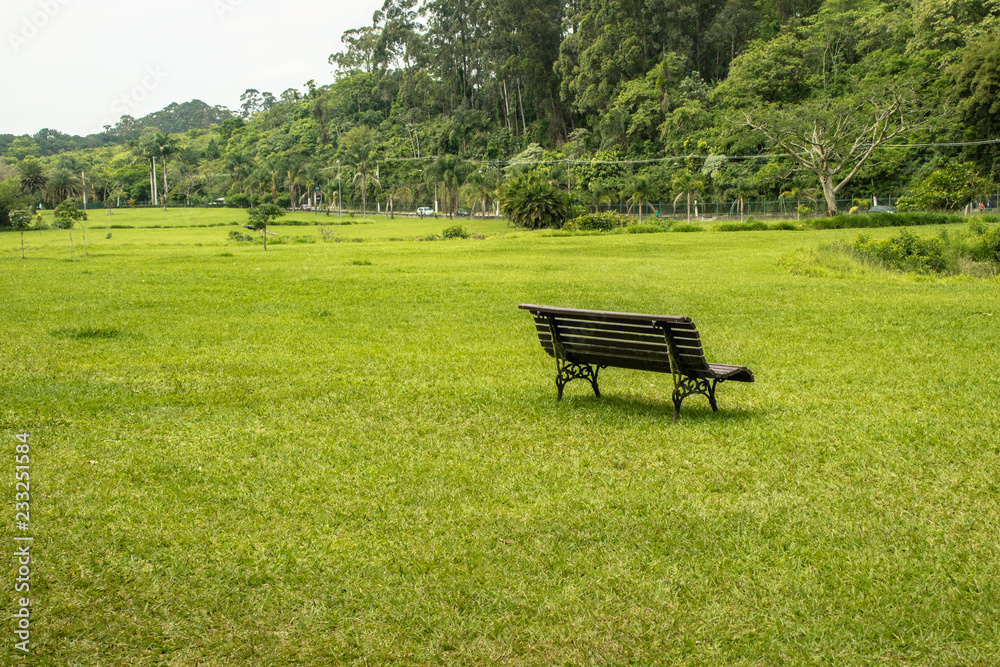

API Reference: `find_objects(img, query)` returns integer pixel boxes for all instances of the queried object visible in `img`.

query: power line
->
[377,137,1000,168]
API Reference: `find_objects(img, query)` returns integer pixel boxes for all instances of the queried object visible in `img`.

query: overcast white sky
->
[0,0,382,137]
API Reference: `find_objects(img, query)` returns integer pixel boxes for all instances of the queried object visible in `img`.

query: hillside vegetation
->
[3,0,1000,223]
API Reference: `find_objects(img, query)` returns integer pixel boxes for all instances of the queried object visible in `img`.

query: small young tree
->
[10,209,33,259]
[53,199,85,253]
[247,203,285,250]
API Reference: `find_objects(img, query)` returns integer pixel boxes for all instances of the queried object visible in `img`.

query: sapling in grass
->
[247,203,285,250]
[53,199,86,254]
[10,209,32,259]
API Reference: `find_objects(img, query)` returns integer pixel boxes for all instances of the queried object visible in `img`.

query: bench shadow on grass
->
[49,326,124,341]
[557,391,757,424]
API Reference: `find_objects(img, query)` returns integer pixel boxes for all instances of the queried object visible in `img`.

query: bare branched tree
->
[741,82,931,214]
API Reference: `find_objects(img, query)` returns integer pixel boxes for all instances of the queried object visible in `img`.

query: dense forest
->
[3,0,1000,224]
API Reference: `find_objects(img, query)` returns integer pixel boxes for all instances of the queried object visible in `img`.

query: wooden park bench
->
[519,304,755,421]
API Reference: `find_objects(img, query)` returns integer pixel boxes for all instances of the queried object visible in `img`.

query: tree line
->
[3,0,1000,226]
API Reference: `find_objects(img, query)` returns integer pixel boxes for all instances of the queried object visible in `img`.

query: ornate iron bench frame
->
[519,304,755,421]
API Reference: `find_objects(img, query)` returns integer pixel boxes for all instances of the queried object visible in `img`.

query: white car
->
[416,207,434,216]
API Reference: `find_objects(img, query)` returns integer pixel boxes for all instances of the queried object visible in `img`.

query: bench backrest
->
[520,304,709,375]
[656,317,713,377]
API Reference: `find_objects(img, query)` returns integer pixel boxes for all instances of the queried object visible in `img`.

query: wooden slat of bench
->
[538,337,673,361]
[534,330,671,356]
[563,345,670,361]
[563,339,670,359]
[584,357,672,372]
[532,316,666,338]
[658,319,697,328]
[673,344,709,362]
[533,323,666,345]
[537,340,672,370]
[521,304,691,326]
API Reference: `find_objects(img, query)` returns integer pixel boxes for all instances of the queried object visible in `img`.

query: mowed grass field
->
[2,211,998,665]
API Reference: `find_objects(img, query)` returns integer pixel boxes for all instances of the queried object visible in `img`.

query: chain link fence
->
[591,196,999,220]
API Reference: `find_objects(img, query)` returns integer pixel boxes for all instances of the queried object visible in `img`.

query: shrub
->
[969,226,1000,263]
[968,218,988,236]
[228,230,254,242]
[716,221,769,231]
[811,211,952,229]
[564,212,633,231]
[226,194,251,208]
[275,194,291,208]
[671,223,704,232]
[442,224,470,239]
[790,221,1000,278]
[851,228,949,273]
[499,171,571,229]
[622,222,669,234]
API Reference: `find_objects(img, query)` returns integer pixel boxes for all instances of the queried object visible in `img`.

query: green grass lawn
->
[2,212,998,665]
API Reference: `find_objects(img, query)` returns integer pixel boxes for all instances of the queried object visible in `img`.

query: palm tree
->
[225,152,253,194]
[136,137,160,205]
[465,169,498,219]
[727,176,757,222]
[626,173,657,223]
[304,162,326,210]
[671,169,706,222]
[586,183,611,214]
[17,159,48,208]
[780,186,819,219]
[285,157,305,210]
[428,155,473,218]
[339,126,378,216]
[258,156,283,202]
[152,132,178,209]
[386,185,413,219]
[107,184,126,213]
[46,168,83,207]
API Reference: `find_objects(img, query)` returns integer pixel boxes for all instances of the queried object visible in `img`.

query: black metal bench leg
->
[672,376,718,421]
[555,361,600,401]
